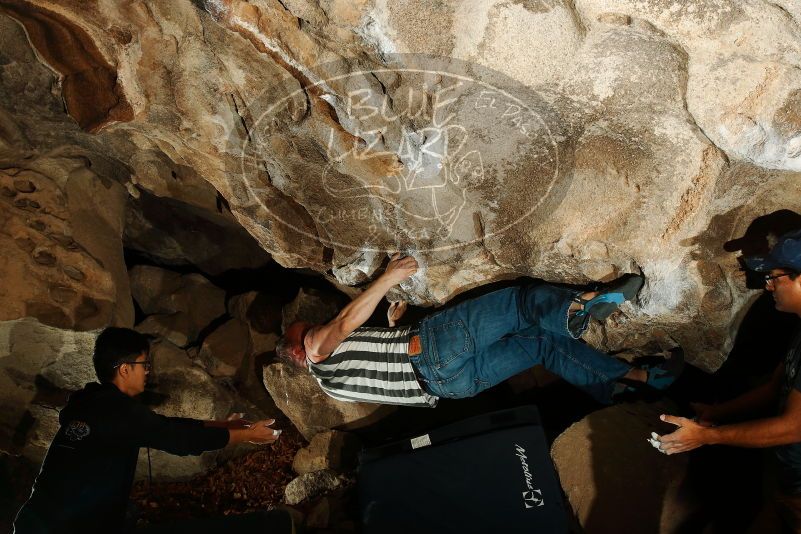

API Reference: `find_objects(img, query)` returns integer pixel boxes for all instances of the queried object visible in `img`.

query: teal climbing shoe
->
[575,274,645,321]
[612,348,685,401]
[644,347,684,390]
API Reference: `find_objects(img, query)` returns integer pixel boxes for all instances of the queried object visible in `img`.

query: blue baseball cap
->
[744,229,801,273]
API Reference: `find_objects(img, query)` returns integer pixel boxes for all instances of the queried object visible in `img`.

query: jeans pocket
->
[428,320,472,368]
[435,366,480,399]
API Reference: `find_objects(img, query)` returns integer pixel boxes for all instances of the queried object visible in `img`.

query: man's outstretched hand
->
[227,418,282,445]
[383,253,418,285]
[245,419,282,444]
[225,412,253,429]
[650,414,709,455]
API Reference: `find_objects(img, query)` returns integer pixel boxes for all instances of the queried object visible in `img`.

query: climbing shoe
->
[644,347,684,390]
[611,347,685,400]
[575,274,645,322]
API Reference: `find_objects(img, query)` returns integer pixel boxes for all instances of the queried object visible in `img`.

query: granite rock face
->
[1,1,800,371]
[198,318,250,377]
[292,430,361,474]
[0,159,133,331]
[284,469,341,505]
[124,190,272,276]
[130,266,227,347]
[228,291,284,355]
[0,318,97,454]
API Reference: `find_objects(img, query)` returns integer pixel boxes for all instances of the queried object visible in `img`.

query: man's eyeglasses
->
[764,273,793,285]
[115,360,152,371]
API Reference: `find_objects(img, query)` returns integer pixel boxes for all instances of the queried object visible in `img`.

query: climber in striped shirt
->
[276,254,683,407]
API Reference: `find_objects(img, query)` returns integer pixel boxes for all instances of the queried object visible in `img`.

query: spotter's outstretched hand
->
[650,414,708,455]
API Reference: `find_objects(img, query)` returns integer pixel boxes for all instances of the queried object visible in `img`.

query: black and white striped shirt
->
[307,325,438,408]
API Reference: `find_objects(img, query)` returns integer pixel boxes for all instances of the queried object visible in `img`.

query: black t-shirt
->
[13,382,229,534]
[775,325,801,494]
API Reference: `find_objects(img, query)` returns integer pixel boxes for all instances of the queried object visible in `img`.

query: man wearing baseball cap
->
[652,229,801,531]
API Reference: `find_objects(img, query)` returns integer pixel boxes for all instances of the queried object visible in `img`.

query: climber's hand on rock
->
[384,253,418,284]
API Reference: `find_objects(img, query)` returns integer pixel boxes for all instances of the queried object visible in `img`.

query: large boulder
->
[551,401,699,533]
[148,338,194,375]
[228,291,283,355]
[292,430,361,475]
[129,267,225,320]
[0,17,134,329]
[22,404,60,466]
[128,266,184,315]
[125,190,272,276]
[0,317,97,386]
[284,470,341,506]
[135,313,191,348]
[198,318,250,377]
[281,288,345,332]
[262,361,395,441]
[0,318,97,453]
[225,293,282,410]
[130,266,226,346]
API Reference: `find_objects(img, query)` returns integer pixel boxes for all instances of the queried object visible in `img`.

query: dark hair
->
[93,327,151,383]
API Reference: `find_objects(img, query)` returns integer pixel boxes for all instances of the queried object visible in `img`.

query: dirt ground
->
[129,420,305,526]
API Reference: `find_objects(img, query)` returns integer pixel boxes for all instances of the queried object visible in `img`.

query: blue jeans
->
[412,284,632,404]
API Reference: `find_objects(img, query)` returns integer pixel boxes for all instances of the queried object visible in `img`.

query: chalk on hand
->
[272,429,282,436]
[647,437,665,454]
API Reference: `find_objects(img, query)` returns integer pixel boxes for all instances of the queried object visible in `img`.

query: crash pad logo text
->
[515,443,544,509]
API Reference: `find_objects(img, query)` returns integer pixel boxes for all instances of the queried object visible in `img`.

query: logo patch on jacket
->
[65,420,90,441]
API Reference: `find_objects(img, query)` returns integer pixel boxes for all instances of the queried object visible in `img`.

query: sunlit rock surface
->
[1,1,799,373]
